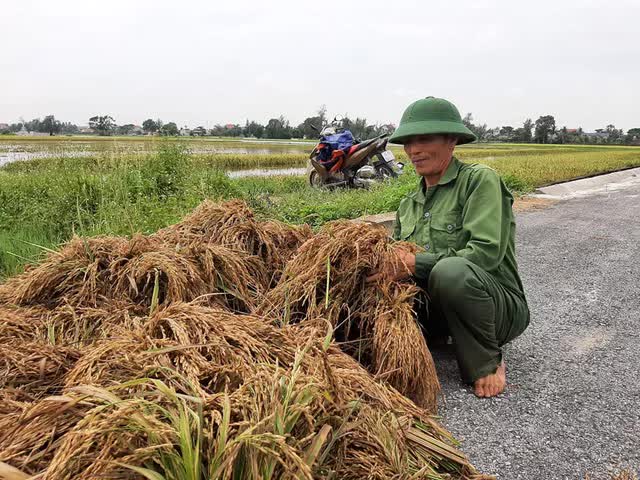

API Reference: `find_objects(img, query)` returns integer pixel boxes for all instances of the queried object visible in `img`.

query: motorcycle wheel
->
[375,163,396,180]
[309,169,325,188]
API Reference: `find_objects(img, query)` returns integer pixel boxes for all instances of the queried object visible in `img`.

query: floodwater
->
[227,167,307,178]
[0,138,309,171]
[0,150,97,167]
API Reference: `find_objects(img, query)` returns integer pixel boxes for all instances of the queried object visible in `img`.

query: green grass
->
[1,141,639,277]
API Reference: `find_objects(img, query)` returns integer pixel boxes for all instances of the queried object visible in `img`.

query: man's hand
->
[366,248,416,283]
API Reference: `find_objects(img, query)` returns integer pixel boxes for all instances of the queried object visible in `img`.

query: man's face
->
[403,134,457,179]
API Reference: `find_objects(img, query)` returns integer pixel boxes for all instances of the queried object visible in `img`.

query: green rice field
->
[1,136,639,277]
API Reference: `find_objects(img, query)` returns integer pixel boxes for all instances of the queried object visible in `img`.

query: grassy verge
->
[1,143,639,277]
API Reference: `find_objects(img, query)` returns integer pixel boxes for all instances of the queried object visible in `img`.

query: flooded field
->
[0,136,312,169]
[2,137,638,179]
[227,167,307,178]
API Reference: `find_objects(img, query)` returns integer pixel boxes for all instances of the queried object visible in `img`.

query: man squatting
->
[368,97,530,398]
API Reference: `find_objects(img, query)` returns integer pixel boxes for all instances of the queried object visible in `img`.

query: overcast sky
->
[1,0,639,131]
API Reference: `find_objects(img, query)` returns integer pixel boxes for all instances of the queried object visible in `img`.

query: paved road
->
[434,183,640,479]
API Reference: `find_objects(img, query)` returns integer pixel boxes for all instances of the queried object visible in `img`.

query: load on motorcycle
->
[307,117,404,188]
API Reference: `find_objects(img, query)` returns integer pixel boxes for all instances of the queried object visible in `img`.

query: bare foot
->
[473,361,506,398]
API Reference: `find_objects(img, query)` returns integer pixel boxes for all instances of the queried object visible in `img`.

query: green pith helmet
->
[389,96,477,145]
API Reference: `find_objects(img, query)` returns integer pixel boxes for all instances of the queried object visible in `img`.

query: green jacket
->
[393,157,526,297]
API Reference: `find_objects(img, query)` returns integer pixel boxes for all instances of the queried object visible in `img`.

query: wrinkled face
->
[403,134,457,180]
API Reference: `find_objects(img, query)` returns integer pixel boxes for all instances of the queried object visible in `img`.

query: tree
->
[224,124,243,137]
[41,115,61,136]
[605,124,624,144]
[625,128,640,145]
[499,126,515,142]
[521,118,533,143]
[209,124,225,136]
[159,122,179,136]
[243,120,264,138]
[342,116,377,140]
[117,124,137,135]
[462,113,489,142]
[23,118,42,133]
[534,115,556,144]
[484,127,501,142]
[60,122,79,134]
[296,106,328,139]
[142,119,159,134]
[317,104,327,126]
[297,116,323,139]
[554,126,569,144]
[89,115,116,136]
[264,116,292,139]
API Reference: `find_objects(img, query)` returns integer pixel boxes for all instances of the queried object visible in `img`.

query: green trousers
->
[416,257,530,383]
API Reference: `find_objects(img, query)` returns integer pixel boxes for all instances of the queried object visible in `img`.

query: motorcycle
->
[307,119,404,188]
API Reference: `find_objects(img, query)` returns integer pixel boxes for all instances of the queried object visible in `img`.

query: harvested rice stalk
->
[63,303,298,396]
[0,302,484,479]
[258,220,395,324]
[0,202,488,479]
[0,233,266,312]
[0,236,129,308]
[62,335,173,390]
[0,302,143,348]
[155,199,260,245]
[0,389,34,416]
[143,303,297,367]
[41,387,175,480]
[258,220,439,411]
[0,341,81,397]
[0,395,90,476]
[0,460,31,480]
[366,282,439,412]
[181,242,269,310]
[108,235,268,311]
[156,199,312,282]
[0,305,47,343]
[40,301,144,346]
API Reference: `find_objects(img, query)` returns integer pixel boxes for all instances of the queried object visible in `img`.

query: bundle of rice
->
[155,199,312,283]
[0,302,488,480]
[258,220,439,412]
[0,305,46,342]
[63,304,299,397]
[110,237,266,312]
[40,301,144,346]
[0,236,130,308]
[0,233,266,313]
[0,341,81,397]
[0,393,93,476]
[0,200,488,479]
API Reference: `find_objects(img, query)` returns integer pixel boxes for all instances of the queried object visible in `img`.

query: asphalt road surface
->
[434,183,640,479]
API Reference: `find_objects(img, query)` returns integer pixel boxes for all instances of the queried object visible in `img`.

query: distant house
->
[78,126,94,135]
[179,126,191,136]
[16,126,48,136]
[130,125,143,135]
[584,132,609,140]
